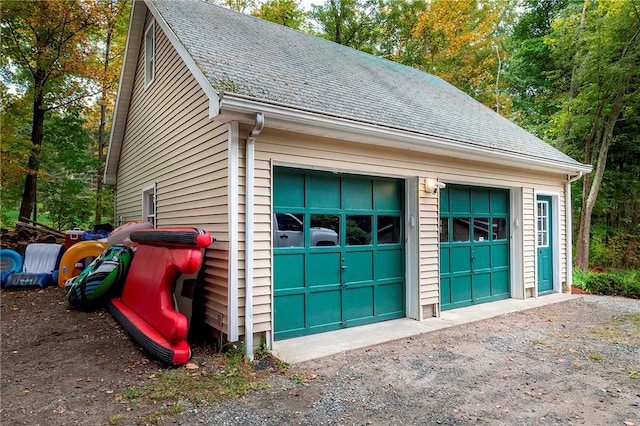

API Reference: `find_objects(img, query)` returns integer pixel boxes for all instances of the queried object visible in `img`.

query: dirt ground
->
[1,286,639,426]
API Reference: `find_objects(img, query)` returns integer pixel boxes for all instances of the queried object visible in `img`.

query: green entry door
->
[536,195,553,293]
[273,167,405,340]
[439,185,510,310]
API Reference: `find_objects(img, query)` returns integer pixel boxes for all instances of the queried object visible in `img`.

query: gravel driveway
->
[2,290,638,426]
[176,295,639,426]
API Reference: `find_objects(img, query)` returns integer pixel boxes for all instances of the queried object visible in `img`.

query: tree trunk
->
[330,0,342,44]
[95,28,112,225]
[19,81,46,221]
[574,92,627,270]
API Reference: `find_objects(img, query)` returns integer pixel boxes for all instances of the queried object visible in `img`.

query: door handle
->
[341,265,348,270]
[280,235,288,239]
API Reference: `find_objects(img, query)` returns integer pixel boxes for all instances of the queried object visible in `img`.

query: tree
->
[0,85,31,225]
[503,0,569,135]
[547,0,640,270]
[409,0,502,107]
[39,110,96,230]
[252,0,308,30]
[376,0,429,64]
[216,0,257,13]
[310,0,381,52]
[1,0,97,221]
[83,0,130,225]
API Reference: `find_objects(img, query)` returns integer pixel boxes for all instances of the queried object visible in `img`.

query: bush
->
[583,270,640,299]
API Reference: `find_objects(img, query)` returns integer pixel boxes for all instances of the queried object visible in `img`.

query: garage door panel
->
[376,249,403,280]
[473,272,492,299]
[492,244,509,268]
[472,189,490,214]
[343,286,374,321]
[450,188,471,214]
[308,175,340,208]
[274,172,305,208]
[308,252,341,286]
[440,247,450,274]
[451,275,472,304]
[451,246,472,272]
[491,191,508,213]
[492,270,510,295]
[377,281,404,315]
[342,178,373,210]
[374,180,402,211]
[343,250,373,284]
[274,294,305,336]
[441,277,451,305]
[274,253,305,290]
[473,246,491,270]
[309,290,341,327]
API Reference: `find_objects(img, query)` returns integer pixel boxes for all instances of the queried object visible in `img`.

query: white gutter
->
[218,93,593,176]
[244,112,264,361]
[565,171,584,291]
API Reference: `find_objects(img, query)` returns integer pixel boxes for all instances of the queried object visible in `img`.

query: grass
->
[118,348,279,425]
[588,313,640,345]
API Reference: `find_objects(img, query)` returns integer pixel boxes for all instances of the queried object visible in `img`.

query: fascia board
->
[104,0,147,185]
[218,94,593,175]
[145,0,219,117]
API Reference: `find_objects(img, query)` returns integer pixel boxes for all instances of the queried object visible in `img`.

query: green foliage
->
[252,0,309,30]
[38,110,97,231]
[589,226,640,270]
[310,0,381,52]
[584,271,640,299]
[574,268,640,299]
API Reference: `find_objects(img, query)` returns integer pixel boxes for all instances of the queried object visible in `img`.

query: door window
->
[537,200,549,247]
[378,215,401,244]
[346,215,372,245]
[473,218,490,242]
[453,218,470,242]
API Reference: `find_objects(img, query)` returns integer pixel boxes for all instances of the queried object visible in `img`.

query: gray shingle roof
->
[151,0,585,169]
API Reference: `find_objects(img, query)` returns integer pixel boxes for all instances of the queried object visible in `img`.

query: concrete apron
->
[272,293,581,364]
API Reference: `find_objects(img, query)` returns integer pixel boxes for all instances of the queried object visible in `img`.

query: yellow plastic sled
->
[58,240,109,287]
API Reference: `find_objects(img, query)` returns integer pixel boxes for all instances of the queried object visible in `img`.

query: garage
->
[439,185,510,310]
[273,167,405,340]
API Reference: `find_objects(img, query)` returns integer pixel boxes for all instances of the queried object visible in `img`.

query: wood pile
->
[0,218,65,255]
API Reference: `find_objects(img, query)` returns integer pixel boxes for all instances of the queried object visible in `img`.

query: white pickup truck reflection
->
[273,213,339,247]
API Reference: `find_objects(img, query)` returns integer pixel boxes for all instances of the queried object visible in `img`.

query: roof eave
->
[218,93,592,175]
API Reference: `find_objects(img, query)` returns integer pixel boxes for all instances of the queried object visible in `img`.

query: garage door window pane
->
[274,213,305,247]
[347,215,372,245]
[310,214,340,246]
[492,218,507,240]
[474,218,490,242]
[453,218,470,242]
[439,218,449,243]
[378,215,401,244]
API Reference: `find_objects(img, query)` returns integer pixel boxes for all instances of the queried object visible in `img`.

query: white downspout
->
[245,112,264,361]
[565,171,583,291]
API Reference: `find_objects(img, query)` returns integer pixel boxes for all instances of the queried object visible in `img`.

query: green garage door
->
[273,167,405,340]
[439,185,510,311]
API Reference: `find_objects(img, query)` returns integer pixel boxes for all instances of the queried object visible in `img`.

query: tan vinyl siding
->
[114,11,230,335]
[246,128,569,334]
[523,188,536,293]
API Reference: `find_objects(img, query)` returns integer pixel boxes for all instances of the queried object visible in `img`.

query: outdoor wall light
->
[424,178,446,195]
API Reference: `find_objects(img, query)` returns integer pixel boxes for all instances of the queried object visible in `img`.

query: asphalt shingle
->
[151,0,584,168]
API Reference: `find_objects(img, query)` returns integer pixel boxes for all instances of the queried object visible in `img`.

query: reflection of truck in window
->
[273,213,339,247]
